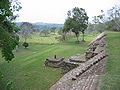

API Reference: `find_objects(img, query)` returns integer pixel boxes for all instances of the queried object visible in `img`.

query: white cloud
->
[16,0,120,23]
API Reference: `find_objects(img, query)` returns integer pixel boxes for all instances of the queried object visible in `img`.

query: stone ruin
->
[45,55,64,68]
[59,54,86,74]
[45,32,108,90]
[85,33,106,60]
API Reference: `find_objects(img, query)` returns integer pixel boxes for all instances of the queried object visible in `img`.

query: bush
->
[0,72,3,80]
[22,42,29,48]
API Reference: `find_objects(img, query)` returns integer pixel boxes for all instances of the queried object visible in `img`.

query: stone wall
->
[49,32,107,90]
[59,54,86,74]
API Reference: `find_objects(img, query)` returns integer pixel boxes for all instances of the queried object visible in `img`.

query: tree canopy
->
[95,6,120,32]
[20,22,34,42]
[0,0,21,62]
[40,29,50,37]
[106,6,120,31]
[63,7,89,41]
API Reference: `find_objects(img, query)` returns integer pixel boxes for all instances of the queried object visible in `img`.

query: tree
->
[92,16,99,31]
[22,42,29,48]
[105,19,119,31]
[58,27,63,35]
[40,29,50,37]
[63,18,73,40]
[98,6,120,31]
[107,6,120,31]
[0,0,21,62]
[63,7,89,42]
[20,22,33,42]
[92,15,105,33]
[50,27,56,34]
[0,0,21,81]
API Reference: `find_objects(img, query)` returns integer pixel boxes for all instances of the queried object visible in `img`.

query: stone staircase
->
[49,32,108,90]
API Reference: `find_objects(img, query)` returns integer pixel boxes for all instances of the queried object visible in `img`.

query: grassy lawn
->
[0,34,96,90]
[100,31,120,90]
[22,34,60,44]
[63,34,98,43]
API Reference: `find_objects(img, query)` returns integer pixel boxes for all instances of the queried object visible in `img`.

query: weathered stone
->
[59,60,80,74]
[50,52,107,90]
[69,54,86,63]
[85,51,94,60]
[89,32,106,46]
[72,77,77,80]
[45,57,64,68]
[94,45,105,54]
[59,54,86,74]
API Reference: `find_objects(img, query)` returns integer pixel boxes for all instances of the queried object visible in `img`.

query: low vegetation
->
[100,31,120,90]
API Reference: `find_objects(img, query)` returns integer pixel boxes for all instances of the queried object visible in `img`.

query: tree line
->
[91,5,120,32]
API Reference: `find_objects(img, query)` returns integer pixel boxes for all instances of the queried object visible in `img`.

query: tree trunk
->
[82,32,85,42]
[75,33,79,41]
[63,32,66,40]
[94,24,96,31]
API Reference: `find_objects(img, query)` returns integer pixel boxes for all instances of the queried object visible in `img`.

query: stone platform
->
[45,56,64,68]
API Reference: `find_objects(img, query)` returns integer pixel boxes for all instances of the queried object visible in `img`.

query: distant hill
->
[33,22,63,26]
[16,22,63,29]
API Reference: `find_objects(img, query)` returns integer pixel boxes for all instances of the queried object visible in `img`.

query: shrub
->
[22,42,29,48]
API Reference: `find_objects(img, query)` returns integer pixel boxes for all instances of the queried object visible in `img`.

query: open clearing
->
[0,34,96,90]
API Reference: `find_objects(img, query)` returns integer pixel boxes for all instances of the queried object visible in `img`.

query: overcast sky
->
[16,0,120,24]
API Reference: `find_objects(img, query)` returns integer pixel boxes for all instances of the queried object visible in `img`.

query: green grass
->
[0,34,96,90]
[100,31,120,90]
[21,33,59,44]
[64,34,98,43]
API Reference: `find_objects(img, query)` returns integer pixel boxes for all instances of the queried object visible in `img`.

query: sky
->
[16,0,120,24]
